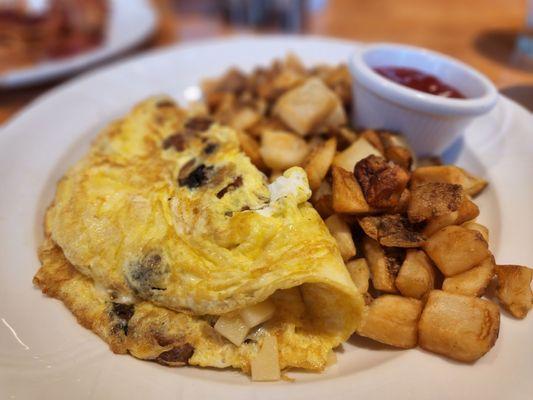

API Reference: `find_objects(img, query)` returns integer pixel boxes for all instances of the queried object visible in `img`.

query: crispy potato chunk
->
[395,250,436,299]
[346,258,370,293]
[422,195,479,237]
[354,155,410,209]
[424,226,490,277]
[360,130,385,154]
[273,77,338,136]
[411,165,487,197]
[362,236,403,293]
[462,221,489,242]
[311,180,334,218]
[325,214,356,261]
[314,99,347,133]
[303,137,337,190]
[357,295,423,348]
[443,257,495,297]
[495,265,533,319]
[418,290,500,362]
[385,145,413,171]
[236,131,266,170]
[332,127,358,149]
[358,214,426,248]
[331,165,372,214]
[407,182,463,223]
[259,130,309,170]
[333,137,382,172]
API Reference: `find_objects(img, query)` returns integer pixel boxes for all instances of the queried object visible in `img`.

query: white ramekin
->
[349,43,498,155]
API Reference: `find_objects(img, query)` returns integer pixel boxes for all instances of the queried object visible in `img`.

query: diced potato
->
[214,314,249,346]
[421,194,479,237]
[237,131,266,170]
[240,299,276,328]
[495,265,533,319]
[443,256,495,297]
[331,165,372,214]
[251,335,281,381]
[333,137,382,173]
[424,225,490,277]
[418,290,500,362]
[357,295,423,348]
[358,214,426,248]
[407,182,463,223]
[230,107,262,131]
[395,250,436,299]
[362,236,401,293]
[462,221,489,242]
[354,155,410,209]
[303,137,337,190]
[360,130,385,154]
[273,77,337,136]
[314,99,347,132]
[260,129,309,170]
[411,165,487,197]
[311,180,334,218]
[385,145,413,171]
[333,127,358,149]
[346,258,370,293]
[325,214,356,261]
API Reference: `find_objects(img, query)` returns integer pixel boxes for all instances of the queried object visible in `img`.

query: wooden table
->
[1,0,531,124]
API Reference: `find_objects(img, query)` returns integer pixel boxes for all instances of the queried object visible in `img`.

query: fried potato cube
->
[332,136,382,173]
[311,180,334,218]
[418,290,500,362]
[395,250,436,299]
[495,265,533,319]
[333,127,358,149]
[358,214,426,248]
[360,130,385,154]
[260,129,309,170]
[230,107,262,131]
[346,258,370,293]
[421,194,479,237]
[357,295,423,348]
[385,145,413,171]
[303,137,337,190]
[362,236,402,293]
[314,99,347,133]
[411,165,487,197]
[443,257,495,297]
[325,214,356,261]
[354,155,410,209]
[273,77,337,136]
[424,226,490,276]
[237,131,266,170]
[407,182,463,223]
[251,335,281,381]
[462,221,489,242]
[331,165,372,214]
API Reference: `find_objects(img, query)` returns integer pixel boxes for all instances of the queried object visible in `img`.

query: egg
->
[35,96,364,376]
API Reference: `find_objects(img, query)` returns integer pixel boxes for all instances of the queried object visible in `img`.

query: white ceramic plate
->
[0,36,532,400]
[0,0,156,88]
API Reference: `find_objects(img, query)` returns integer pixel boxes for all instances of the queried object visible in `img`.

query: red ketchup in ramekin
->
[373,66,466,99]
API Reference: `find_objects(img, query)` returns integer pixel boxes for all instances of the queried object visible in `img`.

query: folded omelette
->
[34,97,363,377]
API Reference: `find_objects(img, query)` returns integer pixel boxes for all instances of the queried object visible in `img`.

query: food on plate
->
[418,290,500,362]
[357,295,423,349]
[35,54,532,380]
[0,0,107,72]
[495,265,533,319]
[373,66,466,99]
[34,97,363,380]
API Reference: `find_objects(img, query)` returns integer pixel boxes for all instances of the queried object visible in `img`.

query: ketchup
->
[373,66,466,99]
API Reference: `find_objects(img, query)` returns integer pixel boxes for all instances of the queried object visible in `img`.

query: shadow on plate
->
[473,29,533,72]
[499,85,533,112]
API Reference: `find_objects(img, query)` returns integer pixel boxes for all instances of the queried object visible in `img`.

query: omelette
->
[34,97,363,377]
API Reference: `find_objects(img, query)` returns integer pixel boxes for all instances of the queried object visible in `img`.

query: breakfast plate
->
[0,36,532,400]
[0,0,156,89]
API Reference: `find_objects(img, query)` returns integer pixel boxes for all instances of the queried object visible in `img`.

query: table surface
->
[1,0,532,125]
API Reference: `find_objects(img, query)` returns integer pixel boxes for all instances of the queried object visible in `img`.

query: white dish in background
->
[0,36,532,400]
[349,43,498,155]
[0,0,156,89]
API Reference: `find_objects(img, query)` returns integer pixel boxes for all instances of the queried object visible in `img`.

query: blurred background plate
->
[0,0,156,88]
[0,36,531,400]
